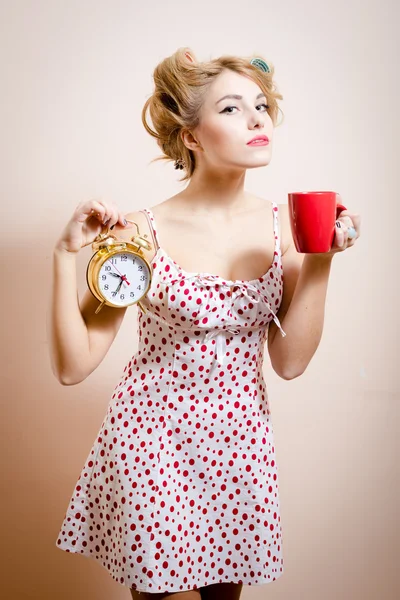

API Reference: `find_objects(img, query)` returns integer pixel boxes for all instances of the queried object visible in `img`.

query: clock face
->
[97,251,151,307]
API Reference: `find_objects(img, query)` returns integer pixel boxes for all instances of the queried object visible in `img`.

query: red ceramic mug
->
[288,191,347,253]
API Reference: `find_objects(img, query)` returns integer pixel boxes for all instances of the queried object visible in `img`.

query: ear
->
[181,129,203,152]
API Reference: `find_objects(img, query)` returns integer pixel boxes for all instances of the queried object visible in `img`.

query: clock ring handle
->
[91,219,150,252]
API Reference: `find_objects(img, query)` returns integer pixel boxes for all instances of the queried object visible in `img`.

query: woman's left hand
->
[328,208,361,257]
[331,208,361,253]
[313,200,361,259]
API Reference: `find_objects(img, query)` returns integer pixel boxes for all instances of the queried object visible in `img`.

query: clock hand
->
[110,264,131,286]
[111,272,130,287]
[114,280,123,294]
[120,274,130,286]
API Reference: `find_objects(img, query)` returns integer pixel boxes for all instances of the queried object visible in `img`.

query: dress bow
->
[159,273,286,366]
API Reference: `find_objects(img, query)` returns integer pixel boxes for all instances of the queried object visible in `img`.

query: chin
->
[246,157,271,169]
[218,155,271,171]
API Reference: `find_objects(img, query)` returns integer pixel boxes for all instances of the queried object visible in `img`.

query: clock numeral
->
[138,265,143,271]
[120,294,125,300]
[121,255,128,262]
[140,275,146,281]
[104,284,109,290]
[105,265,111,271]
[130,292,135,298]
[102,274,106,281]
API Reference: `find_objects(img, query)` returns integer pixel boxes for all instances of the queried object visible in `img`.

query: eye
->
[220,106,237,114]
[220,103,270,114]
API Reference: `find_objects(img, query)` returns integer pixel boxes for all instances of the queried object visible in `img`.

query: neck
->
[180,164,250,216]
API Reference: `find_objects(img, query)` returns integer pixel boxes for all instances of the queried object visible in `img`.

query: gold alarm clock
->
[86,220,153,315]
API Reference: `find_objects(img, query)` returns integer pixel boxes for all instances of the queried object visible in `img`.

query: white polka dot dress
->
[56,203,287,594]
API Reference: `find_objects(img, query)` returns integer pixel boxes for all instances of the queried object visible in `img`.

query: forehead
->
[206,69,263,101]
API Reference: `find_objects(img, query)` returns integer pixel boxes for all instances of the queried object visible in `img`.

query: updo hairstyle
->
[141,47,284,182]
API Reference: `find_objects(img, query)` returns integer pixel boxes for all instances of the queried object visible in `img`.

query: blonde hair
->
[141,47,284,182]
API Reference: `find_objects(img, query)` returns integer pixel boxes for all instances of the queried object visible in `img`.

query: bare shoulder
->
[276,202,291,255]
[114,197,179,262]
[147,196,180,220]
[112,208,157,262]
[251,197,291,255]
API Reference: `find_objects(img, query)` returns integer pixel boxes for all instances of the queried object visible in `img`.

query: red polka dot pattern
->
[56,203,286,593]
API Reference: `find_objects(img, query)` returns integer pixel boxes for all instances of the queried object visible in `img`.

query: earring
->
[174,158,186,170]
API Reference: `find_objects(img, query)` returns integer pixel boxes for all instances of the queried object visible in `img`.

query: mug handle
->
[336,196,347,218]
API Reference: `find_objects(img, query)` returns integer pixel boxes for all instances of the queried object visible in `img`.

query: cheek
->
[201,122,240,153]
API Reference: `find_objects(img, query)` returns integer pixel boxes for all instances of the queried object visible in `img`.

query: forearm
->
[271,254,334,379]
[47,248,91,385]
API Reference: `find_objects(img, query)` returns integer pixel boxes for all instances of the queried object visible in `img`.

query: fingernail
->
[123,219,127,225]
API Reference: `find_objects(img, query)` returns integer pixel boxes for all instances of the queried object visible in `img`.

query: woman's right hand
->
[55,198,133,254]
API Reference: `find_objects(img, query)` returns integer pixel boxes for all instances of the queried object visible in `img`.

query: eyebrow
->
[216,92,266,105]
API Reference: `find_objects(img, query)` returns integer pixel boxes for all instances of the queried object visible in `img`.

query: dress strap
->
[140,208,160,252]
[271,202,282,255]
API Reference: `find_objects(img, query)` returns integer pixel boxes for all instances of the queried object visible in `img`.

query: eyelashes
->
[220,103,270,114]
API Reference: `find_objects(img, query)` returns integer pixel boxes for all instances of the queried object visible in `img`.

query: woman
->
[50,48,361,600]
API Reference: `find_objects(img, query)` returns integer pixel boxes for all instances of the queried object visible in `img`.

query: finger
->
[102,209,111,225]
[111,213,134,231]
[78,200,106,224]
[338,220,358,248]
[90,198,115,225]
[119,212,133,227]
[103,202,126,229]
[105,204,118,228]
[90,199,109,223]
[351,214,361,233]
[100,201,117,226]
[347,223,359,246]
[113,207,130,229]
[122,211,135,226]
[337,215,355,229]
[338,211,361,233]
[334,220,345,248]
[338,217,361,245]
[343,217,360,241]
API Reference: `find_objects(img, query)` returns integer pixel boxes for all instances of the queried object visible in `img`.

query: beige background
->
[1,1,398,598]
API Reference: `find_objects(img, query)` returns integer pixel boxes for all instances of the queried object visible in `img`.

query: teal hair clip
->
[250,57,271,73]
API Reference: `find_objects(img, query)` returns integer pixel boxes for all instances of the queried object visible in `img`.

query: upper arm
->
[267,203,305,370]
[80,210,153,376]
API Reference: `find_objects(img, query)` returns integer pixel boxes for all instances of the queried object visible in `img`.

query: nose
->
[248,109,264,129]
